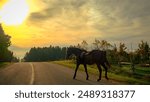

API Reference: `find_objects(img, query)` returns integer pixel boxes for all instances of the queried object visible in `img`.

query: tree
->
[0,24,12,62]
[108,44,118,64]
[76,43,82,49]
[117,43,128,67]
[93,39,112,50]
[24,46,67,62]
[100,40,112,50]
[93,39,100,50]
[118,43,127,56]
[137,41,149,64]
[77,40,88,50]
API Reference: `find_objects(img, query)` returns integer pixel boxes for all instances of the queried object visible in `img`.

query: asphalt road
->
[0,62,119,85]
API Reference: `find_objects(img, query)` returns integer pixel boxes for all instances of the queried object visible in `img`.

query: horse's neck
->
[73,49,83,56]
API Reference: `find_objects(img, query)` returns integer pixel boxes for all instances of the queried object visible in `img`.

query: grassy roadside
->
[0,62,10,69]
[53,60,150,85]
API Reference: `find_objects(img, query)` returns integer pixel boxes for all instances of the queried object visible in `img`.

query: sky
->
[0,0,150,58]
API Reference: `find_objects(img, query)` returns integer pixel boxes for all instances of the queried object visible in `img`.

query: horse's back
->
[83,50,107,64]
[88,50,106,59]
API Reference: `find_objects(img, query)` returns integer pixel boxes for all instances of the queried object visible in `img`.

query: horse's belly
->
[85,60,94,65]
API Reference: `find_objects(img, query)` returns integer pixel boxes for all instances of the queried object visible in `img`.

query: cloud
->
[25,0,150,45]
[87,0,150,41]
[28,0,88,21]
[26,0,92,38]
[89,0,150,27]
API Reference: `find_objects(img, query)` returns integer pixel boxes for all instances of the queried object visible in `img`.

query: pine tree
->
[0,24,12,62]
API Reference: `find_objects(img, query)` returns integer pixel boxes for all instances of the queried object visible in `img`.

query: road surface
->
[0,62,119,85]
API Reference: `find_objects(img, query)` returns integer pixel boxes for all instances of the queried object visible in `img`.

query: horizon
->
[0,0,150,58]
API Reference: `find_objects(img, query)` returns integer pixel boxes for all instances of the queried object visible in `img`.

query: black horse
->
[66,47,110,81]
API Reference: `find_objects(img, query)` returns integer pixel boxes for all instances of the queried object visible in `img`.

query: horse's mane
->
[69,47,107,55]
[88,50,106,54]
[69,47,87,52]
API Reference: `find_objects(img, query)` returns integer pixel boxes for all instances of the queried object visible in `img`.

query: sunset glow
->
[0,0,29,25]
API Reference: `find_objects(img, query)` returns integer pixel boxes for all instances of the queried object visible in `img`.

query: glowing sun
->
[0,0,29,25]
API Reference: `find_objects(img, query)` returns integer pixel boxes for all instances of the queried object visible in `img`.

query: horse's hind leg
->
[96,64,102,81]
[73,63,80,79]
[83,64,89,80]
[101,63,109,80]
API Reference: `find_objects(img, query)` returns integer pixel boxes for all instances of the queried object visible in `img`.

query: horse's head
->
[66,47,73,59]
[66,47,87,59]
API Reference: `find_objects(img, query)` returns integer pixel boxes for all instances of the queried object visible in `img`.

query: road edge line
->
[29,63,35,85]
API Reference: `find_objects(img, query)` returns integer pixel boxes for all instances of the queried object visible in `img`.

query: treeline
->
[0,24,19,62]
[23,39,150,66]
[77,40,150,65]
[24,46,67,62]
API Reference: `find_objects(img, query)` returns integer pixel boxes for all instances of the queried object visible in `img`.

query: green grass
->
[0,62,10,69]
[53,60,150,85]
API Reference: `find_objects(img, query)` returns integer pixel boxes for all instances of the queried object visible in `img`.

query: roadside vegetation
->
[0,62,10,69]
[0,24,19,62]
[54,60,150,85]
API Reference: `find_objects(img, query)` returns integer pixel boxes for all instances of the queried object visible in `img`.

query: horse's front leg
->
[96,64,102,81]
[73,63,80,79]
[83,64,89,80]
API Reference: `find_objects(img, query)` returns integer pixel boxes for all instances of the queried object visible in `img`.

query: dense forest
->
[24,46,67,62]
[23,40,150,66]
[0,24,19,62]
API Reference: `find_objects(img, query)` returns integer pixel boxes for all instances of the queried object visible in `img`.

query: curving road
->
[0,62,119,85]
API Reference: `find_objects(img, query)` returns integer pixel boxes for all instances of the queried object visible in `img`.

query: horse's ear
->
[69,45,74,48]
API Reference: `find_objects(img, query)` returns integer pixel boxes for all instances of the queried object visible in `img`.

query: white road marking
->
[29,63,35,85]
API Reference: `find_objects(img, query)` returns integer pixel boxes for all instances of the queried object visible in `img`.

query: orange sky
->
[0,0,150,58]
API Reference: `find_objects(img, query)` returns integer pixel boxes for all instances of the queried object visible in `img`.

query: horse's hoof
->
[86,77,89,80]
[105,77,109,80]
[97,79,101,81]
[73,77,76,79]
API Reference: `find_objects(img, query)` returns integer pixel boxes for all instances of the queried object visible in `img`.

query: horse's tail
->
[103,51,111,68]
[105,59,111,68]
